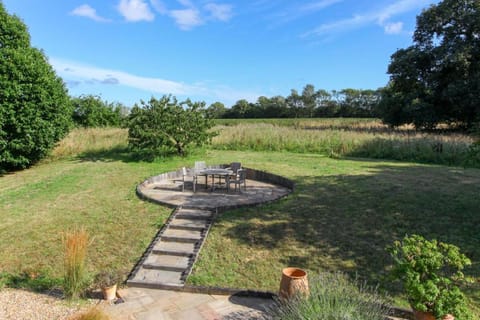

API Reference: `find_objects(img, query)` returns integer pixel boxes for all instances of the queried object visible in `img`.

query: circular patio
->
[136,166,295,210]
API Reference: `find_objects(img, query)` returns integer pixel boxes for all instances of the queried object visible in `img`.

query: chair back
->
[230,162,241,174]
[237,169,246,181]
[194,161,206,174]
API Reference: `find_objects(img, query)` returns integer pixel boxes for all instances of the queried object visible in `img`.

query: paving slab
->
[162,228,203,241]
[144,254,191,270]
[169,218,208,230]
[131,268,184,285]
[153,241,197,255]
[102,288,273,320]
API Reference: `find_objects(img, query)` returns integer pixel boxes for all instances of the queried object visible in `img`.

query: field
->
[0,120,479,314]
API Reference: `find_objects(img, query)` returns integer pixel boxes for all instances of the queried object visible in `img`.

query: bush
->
[268,272,391,320]
[71,95,126,128]
[128,95,216,157]
[387,234,473,319]
[0,3,72,171]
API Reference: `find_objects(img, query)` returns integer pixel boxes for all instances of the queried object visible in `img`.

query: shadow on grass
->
[76,146,160,163]
[218,164,480,301]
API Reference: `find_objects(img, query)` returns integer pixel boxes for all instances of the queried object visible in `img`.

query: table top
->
[198,168,233,175]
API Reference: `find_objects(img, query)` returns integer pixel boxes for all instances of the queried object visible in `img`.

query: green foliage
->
[387,234,473,319]
[71,95,126,128]
[380,0,480,130]
[127,95,216,157]
[268,272,391,320]
[0,3,72,171]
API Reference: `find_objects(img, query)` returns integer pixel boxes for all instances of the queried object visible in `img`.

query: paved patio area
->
[137,177,292,210]
[103,287,273,320]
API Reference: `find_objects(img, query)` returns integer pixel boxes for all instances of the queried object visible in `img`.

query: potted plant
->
[95,270,120,301]
[387,234,473,320]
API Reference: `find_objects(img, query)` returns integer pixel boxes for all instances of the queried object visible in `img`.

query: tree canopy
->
[127,95,216,157]
[0,3,72,171]
[71,95,127,128]
[378,0,480,129]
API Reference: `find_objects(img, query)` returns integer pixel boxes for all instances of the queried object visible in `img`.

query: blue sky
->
[3,0,439,107]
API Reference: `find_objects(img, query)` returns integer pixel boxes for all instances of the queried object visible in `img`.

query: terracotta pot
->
[101,284,117,301]
[413,309,455,320]
[278,267,309,300]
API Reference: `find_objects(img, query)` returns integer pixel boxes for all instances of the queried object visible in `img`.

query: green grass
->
[187,150,480,314]
[0,126,479,316]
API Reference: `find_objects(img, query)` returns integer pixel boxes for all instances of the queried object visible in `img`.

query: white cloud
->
[384,21,403,34]
[150,0,168,14]
[50,58,261,104]
[204,3,233,22]
[117,0,155,22]
[300,0,343,12]
[304,0,434,37]
[170,8,203,30]
[70,4,111,22]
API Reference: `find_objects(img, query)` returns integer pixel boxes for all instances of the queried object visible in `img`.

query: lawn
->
[0,125,478,315]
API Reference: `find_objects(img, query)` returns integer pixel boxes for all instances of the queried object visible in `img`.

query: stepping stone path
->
[128,167,294,290]
[128,207,215,289]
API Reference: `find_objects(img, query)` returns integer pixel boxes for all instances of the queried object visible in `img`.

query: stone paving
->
[103,288,273,320]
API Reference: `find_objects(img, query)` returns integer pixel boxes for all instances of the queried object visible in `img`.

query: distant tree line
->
[71,95,129,128]
[207,85,381,119]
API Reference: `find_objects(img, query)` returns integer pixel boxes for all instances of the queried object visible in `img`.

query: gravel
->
[0,288,98,320]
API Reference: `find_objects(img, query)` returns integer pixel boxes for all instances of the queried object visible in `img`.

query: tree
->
[206,101,226,119]
[127,95,216,157]
[0,3,72,171]
[71,95,124,127]
[380,0,480,129]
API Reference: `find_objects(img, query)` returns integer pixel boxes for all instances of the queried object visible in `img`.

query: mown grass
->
[0,128,192,286]
[187,150,480,315]
[0,124,479,316]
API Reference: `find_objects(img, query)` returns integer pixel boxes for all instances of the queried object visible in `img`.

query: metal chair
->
[194,161,207,189]
[176,167,196,192]
[228,169,247,192]
[228,162,241,174]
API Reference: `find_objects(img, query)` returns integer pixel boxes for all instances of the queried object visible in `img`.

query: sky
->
[2,0,440,107]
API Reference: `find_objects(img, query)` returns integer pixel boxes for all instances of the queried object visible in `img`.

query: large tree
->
[0,3,71,171]
[379,0,480,129]
[128,95,216,157]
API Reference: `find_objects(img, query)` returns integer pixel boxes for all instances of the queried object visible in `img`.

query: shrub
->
[268,272,391,320]
[71,95,126,128]
[0,3,72,171]
[63,227,89,299]
[387,234,473,319]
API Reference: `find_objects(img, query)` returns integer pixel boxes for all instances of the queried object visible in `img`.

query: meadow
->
[0,119,478,315]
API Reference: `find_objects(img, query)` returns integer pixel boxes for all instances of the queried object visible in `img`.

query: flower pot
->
[101,284,117,301]
[279,267,309,300]
[413,309,436,320]
[413,309,455,320]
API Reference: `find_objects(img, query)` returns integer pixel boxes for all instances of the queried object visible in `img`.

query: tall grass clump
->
[50,127,128,160]
[268,272,391,320]
[63,227,89,299]
[69,307,111,320]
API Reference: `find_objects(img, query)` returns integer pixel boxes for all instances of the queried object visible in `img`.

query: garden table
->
[197,168,233,192]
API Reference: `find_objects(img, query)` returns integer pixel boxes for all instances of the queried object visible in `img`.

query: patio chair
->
[194,161,207,189]
[228,162,242,174]
[175,167,196,192]
[228,168,247,192]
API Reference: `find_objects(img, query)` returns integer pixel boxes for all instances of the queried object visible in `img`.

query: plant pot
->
[413,309,455,320]
[413,309,436,320]
[279,267,309,300]
[101,284,117,301]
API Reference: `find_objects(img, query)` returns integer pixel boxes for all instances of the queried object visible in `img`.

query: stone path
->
[128,207,215,289]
